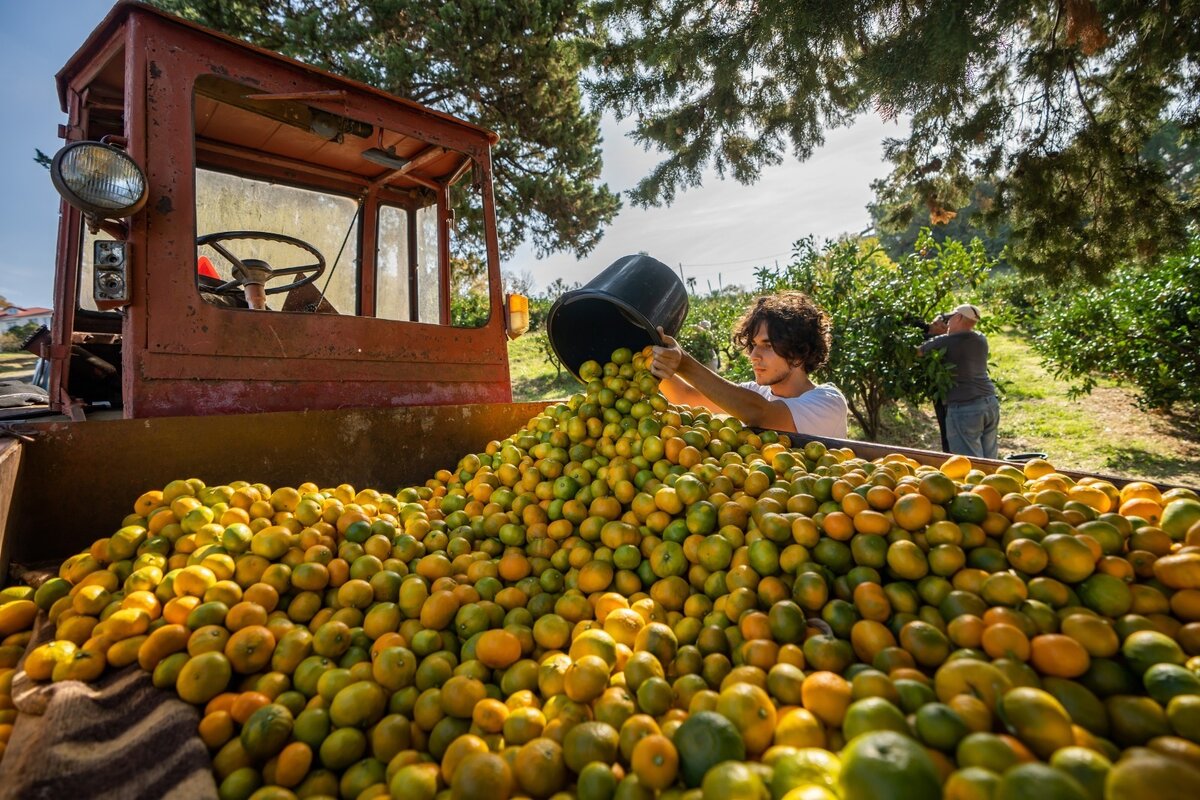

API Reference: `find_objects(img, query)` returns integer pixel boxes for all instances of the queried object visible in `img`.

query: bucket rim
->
[546,288,677,381]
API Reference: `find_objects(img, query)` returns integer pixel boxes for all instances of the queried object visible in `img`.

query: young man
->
[917,303,1000,459]
[649,292,848,438]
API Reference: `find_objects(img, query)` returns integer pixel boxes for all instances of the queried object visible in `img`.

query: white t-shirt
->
[738,381,849,439]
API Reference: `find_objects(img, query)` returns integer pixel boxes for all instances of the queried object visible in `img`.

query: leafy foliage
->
[449,292,491,328]
[153,0,620,259]
[448,255,490,327]
[1032,237,1200,413]
[754,233,993,439]
[0,322,43,354]
[973,268,1054,332]
[588,1,1200,281]
[869,181,1011,268]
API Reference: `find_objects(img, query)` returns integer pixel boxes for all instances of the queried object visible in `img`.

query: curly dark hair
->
[731,292,832,374]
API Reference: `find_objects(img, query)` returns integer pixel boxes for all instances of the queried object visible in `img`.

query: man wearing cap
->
[649,291,849,439]
[917,303,1000,459]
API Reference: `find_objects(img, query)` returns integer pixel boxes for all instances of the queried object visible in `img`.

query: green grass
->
[508,332,584,402]
[0,353,36,380]
[991,330,1199,485]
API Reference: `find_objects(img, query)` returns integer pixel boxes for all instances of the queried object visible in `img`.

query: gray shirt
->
[919,331,996,404]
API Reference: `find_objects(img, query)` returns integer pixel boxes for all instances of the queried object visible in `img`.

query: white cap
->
[952,303,981,322]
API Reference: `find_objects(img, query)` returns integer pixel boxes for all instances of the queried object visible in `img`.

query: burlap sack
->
[1,612,217,800]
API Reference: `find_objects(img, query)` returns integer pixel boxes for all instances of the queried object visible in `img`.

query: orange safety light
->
[505,293,529,340]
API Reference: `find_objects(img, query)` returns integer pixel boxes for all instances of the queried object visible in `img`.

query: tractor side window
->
[417,205,443,324]
[376,204,441,324]
[376,185,490,327]
[375,205,412,322]
[448,178,490,328]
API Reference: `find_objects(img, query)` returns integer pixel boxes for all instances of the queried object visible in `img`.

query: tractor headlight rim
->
[50,140,147,219]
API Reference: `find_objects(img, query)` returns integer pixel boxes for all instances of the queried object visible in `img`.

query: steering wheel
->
[196,230,326,295]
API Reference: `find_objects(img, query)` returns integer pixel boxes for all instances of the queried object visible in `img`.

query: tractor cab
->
[40,1,526,420]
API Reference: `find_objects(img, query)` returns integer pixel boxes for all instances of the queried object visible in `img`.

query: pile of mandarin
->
[3,346,1200,800]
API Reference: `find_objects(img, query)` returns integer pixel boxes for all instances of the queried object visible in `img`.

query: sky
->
[0,0,899,309]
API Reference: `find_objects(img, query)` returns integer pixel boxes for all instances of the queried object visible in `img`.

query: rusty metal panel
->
[131,375,513,417]
[0,440,25,580]
[4,402,548,570]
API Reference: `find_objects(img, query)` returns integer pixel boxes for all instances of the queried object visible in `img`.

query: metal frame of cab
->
[50,1,513,419]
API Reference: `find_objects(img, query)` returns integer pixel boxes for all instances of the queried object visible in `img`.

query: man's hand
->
[650,326,684,380]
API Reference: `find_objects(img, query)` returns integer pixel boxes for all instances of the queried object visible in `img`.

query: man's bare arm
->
[650,328,795,430]
[657,373,717,410]
[672,351,797,431]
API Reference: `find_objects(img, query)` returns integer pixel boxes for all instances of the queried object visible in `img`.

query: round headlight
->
[50,141,147,218]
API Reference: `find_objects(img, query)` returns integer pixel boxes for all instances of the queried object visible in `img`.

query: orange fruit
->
[630,734,678,790]
[562,721,620,774]
[273,741,313,788]
[229,691,272,725]
[1120,497,1163,525]
[564,655,610,704]
[451,752,513,800]
[477,629,522,669]
[981,623,1030,662]
[893,493,934,531]
[801,671,852,728]
[224,625,275,674]
[715,682,776,755]
[514,737,567,798]
[442,734,491,784]
[176,651,232,705]
[472,698,510,734]
[1029,634,1091,678]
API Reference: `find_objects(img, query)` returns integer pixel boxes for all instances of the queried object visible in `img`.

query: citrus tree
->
[755,232,993,440]
[1033,236,1200,414]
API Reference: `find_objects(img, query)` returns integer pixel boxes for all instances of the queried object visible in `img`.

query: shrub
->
[0,321,42,354]
[974,268,1056,332]
[1033,238,1200,413]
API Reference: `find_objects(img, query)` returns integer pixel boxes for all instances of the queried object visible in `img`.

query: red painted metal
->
[48,2,514,418]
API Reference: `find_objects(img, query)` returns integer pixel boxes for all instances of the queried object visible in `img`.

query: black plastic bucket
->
[546,255,689,381]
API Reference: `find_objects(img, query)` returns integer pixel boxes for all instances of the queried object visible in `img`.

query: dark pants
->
[934,400,949,453]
